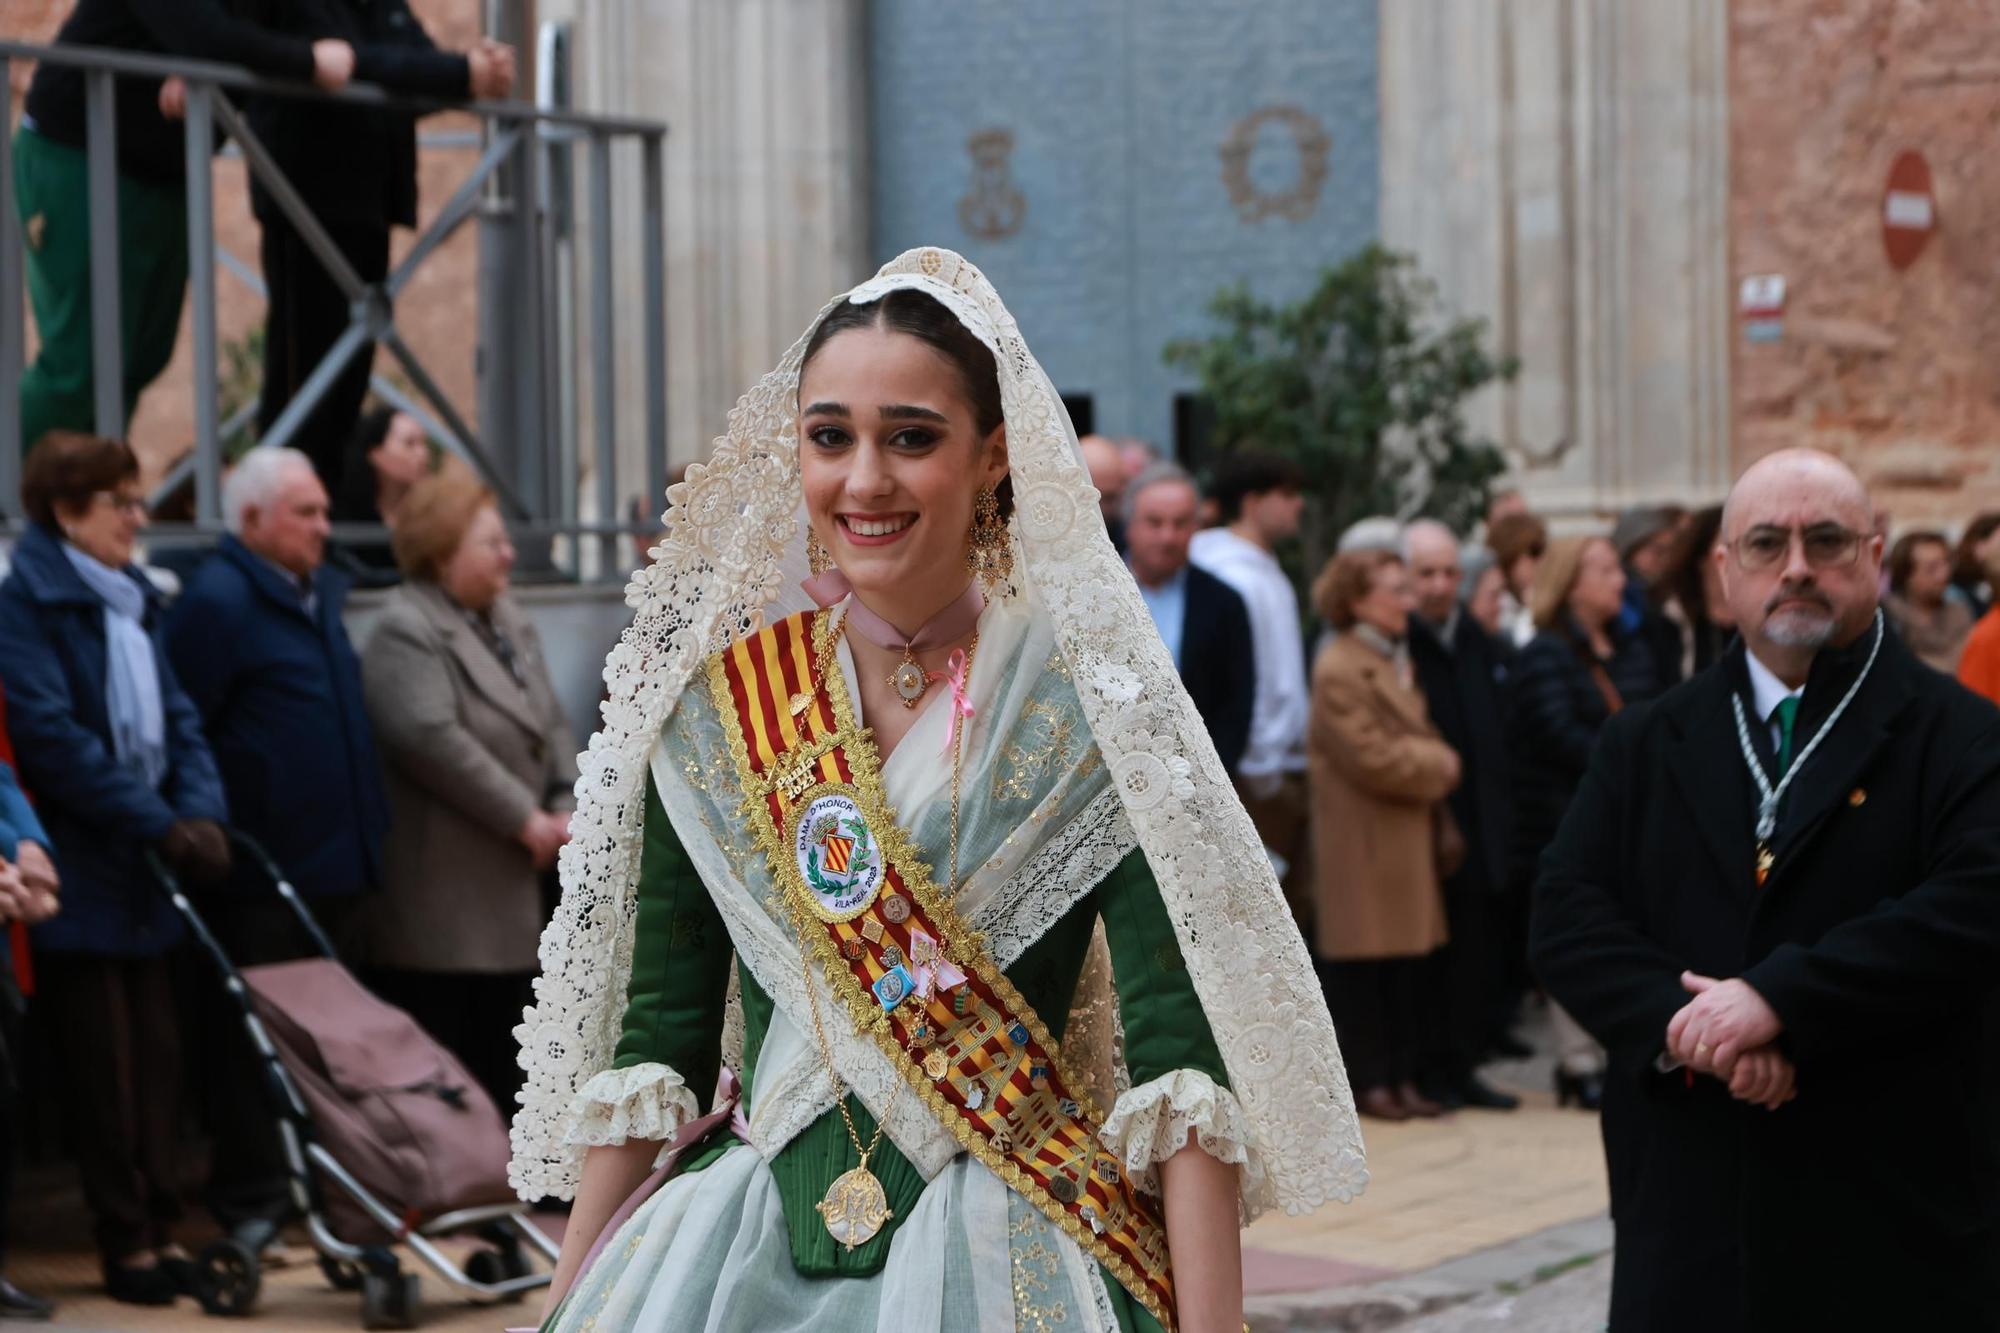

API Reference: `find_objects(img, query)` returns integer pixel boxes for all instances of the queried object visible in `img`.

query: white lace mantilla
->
[510,247,1366,1222]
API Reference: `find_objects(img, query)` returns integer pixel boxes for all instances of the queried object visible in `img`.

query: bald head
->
[1081,435,1125,522]
[1403,519,1463,623]
[1715,448,1882,683]
[1720,449,1873,544]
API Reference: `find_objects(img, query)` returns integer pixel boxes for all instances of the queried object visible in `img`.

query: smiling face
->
[59,482,147,569]
[798,324,1008,628]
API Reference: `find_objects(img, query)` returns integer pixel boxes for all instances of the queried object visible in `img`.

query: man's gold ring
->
[1696,1042,1711,1056]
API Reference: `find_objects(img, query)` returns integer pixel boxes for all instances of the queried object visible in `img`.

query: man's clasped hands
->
[1665,971,1797,1111]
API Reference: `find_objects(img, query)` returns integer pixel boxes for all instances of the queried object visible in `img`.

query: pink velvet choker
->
[799,568,985,653]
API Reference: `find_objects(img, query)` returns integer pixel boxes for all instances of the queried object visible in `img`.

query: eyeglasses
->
[1730,523,1864,573]
[92,491,148,517]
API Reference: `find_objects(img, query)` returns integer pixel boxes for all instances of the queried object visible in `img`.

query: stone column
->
[1381,0,1733,522]
[547,0,871,521]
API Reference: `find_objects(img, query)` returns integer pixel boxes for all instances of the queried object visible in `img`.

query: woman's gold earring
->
[966,486,1013,591]
[807,527,833,576]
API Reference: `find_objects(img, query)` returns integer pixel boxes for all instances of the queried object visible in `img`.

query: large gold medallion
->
[817,1161,892,1250]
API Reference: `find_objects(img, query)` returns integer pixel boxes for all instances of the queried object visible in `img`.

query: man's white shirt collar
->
[1744,647,1804,730]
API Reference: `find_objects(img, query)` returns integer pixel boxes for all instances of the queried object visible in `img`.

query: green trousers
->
[13,126,189,451]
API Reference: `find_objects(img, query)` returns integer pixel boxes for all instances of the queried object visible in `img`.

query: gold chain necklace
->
[795,621,979,1250]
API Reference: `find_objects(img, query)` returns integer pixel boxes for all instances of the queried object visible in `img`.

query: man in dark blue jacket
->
[164,444,389,1248]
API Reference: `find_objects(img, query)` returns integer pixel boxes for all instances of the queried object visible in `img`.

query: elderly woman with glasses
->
[0,432,230,1306]
[353,467,579,1117]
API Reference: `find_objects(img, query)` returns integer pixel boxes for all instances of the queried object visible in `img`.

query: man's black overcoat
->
[1530,627,2000,1332]
[1177,564,1255,777]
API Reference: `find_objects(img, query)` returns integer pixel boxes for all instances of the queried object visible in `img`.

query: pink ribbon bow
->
[931,647,977,757]
[906,925,968,1000]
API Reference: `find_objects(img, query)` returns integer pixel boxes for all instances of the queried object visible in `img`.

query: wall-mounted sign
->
[1882,150,1937,270]
[1739,273,1786,344]
[959,129,1026,241]
[1220,105,1330,224]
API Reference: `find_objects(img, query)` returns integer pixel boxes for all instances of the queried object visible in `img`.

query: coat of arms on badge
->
[793,791,884,918]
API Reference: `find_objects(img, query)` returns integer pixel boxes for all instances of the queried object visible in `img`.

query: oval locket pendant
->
[890,657,929,707]
[817,1163,892,1249]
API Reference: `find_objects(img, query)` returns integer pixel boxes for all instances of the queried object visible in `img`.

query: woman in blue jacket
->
[0,432,229,1306]
[0,735,60,1322]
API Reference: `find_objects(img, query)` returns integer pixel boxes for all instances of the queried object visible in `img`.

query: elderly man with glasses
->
[1529,448,2000,1333]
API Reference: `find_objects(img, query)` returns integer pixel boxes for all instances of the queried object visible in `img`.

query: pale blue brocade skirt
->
[550,1142,1120,1332]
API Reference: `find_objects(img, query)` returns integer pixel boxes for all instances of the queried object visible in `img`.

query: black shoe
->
[1488,1031,1534,1060]
[157,1251,200,1298]
[1459,1075,1521,1111]
[102,1261,178,1306]
[0,1277,55,1321]
[1554,1068,1605,1112]
[1424,1072,1472,1104]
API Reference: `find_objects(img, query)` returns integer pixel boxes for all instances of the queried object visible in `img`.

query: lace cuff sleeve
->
[1097,1068,1270,1207]
[563,1062,701,1149]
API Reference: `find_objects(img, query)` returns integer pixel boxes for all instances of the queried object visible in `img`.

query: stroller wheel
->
[360,1270,421,1330]
[193,1239,262,1317]
[464,1247,517,1298]
[320,1255,366,1292]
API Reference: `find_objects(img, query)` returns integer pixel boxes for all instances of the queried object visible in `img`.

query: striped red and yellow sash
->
[707,610,1176,1328]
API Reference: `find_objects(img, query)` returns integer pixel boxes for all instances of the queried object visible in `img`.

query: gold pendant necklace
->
[889,644,931,708]
[793,620,979,1249]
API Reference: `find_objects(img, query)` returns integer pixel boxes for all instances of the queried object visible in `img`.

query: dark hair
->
[335,406,400,521]
[1313,549,1402,629]
[1208,450,1306,523]
[1663,503,1724,621]
[803,290,1004,433]
[800,288,1009,514]
[1887,530,1950,595]
[1955,513,2000,585]
[21,431,140,527]
[1487,512,1548,571]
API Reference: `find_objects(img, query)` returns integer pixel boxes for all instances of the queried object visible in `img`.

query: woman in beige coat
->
[1308,548,1462,1122]
[357,469,579,1114]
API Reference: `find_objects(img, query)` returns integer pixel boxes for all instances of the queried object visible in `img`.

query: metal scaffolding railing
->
[0,37,668,579]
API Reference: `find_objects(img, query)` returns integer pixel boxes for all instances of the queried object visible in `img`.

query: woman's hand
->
[160,818,233,886]
[517,808,571,871]
[0,861,33,926]
[15,839,58,897]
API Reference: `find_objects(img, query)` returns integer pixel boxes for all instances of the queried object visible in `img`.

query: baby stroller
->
[154,831,559,1327]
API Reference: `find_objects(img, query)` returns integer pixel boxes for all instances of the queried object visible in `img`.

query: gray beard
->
[1763,609,1838,650]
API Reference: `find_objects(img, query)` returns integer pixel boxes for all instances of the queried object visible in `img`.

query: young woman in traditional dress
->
[510,250,1365,1332]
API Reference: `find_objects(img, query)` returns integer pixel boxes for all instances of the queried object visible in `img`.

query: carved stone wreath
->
[1220,105,1332,224]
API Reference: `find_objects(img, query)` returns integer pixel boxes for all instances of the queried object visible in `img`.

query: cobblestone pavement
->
[1391,1255,1611,1333]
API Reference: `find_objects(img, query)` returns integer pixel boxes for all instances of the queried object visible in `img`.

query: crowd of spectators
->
[1100,451,2000,1126]
[0,434,574,1313]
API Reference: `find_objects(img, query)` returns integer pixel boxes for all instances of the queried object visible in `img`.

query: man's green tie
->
[1773,695,1801,776]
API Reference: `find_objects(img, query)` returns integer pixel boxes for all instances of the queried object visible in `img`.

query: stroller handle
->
[147,827,341,961]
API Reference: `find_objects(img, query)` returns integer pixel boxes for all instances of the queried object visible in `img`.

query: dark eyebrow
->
[801,401,850,418]
[877,404,950,424]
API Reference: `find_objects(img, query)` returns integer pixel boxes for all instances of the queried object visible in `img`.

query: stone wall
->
[871,0,1380,455]
[1379,0,1735,524]
[1731,0,2000,528]
[8,0,484,484]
